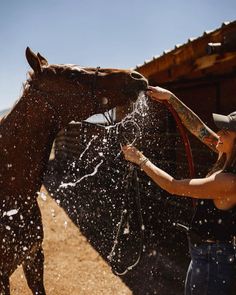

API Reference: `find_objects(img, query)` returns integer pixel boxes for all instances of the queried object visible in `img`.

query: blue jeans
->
[185,240,236,295]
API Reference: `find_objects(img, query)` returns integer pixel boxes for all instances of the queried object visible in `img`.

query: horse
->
[0,47,148,295]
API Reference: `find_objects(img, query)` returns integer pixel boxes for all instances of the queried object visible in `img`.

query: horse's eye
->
[102,97,109,105]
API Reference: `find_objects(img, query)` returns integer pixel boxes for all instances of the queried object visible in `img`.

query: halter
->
[91,66,110,118]
[91,66,116,125]
[91,66,101,101]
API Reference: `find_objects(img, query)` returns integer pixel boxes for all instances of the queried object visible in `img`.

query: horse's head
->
[25,47,148,125]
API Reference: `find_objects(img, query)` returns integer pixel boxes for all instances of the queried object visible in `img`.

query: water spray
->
[57,91,194,275]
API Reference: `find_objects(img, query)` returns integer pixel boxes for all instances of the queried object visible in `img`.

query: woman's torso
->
[190,165,236,241]
[190,199,236,241]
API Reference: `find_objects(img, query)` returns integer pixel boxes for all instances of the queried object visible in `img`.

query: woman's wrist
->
[138,157,149,170]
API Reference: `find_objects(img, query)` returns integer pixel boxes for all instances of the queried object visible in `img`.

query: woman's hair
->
[207,138,236,176]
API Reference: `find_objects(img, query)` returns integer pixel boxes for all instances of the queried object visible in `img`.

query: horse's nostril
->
[130,71,144,80]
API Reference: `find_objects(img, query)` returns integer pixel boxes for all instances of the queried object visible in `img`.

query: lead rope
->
[163,101,196,212]
[109,100,195,275]
[108,163,144,276]
[163,101,195,183]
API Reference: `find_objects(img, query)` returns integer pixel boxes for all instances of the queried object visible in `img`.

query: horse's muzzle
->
[130,71,145,80]
[130,71,148,91]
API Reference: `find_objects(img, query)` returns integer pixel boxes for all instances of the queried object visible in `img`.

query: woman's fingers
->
[146,85,172,101]
[121,145,143,165]
[146,88,161,101]
[122,145,135,158]
[121,144,130,153]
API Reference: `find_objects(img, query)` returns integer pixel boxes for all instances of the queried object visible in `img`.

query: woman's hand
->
[146,86,173,102]
[122,145,146,165]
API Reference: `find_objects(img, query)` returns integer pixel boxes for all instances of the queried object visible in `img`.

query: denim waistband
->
[188,231,236,247]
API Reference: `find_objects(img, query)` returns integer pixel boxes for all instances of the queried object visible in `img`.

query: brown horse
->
[0,47,148,295]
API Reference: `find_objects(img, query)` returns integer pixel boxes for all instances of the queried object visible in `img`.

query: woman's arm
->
[122,145,236,200]
[142,159,236,200]
[168,94,218,152]
[147,86,219,152]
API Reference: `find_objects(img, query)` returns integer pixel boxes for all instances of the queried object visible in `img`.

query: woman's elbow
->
[166,186,178,195]
[164,179,178,195]
[164,179,187,196]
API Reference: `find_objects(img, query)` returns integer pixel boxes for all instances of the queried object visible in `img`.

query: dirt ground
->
[10,187,132,295]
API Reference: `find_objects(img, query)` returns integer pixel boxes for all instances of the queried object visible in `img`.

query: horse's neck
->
[0,92,60,195]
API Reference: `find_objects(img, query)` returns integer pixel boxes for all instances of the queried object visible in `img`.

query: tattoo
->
[169,95,218,152]
[199,127,218,151]
[199,127,209,140]
[169,95,200,131]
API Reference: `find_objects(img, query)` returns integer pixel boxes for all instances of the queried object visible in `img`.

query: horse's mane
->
[0,78,30,126]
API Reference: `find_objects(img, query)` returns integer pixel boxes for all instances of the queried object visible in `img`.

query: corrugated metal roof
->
[135,20,236,84]
[136,20,236,70]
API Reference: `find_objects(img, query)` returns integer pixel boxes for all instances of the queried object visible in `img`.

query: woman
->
[122,86,236,295]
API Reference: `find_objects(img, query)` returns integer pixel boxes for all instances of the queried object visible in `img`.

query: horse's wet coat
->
[0,47,147,294]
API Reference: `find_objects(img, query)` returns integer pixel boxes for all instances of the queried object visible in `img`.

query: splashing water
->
[105,92,149,142]
[59,159,104,188]
[49,91,189,287]
[79,135,99,161]
[58,92,149,189]
[3,209,19,217]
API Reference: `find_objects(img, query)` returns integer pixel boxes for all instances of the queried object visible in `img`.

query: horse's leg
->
[0,275,10,295]
[22,246,46,295]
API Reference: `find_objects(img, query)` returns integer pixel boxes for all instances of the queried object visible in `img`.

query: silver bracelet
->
[139,157,149,170]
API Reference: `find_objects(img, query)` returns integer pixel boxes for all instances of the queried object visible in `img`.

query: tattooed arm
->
[147,86,218,152]
[168,94,218,151]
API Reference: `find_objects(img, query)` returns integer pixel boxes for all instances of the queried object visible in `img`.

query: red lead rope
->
[163,101,195,177]
[163,101,196,206]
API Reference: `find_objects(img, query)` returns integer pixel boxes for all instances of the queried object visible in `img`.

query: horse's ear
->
[25,47,42,74]
[37,52,48,66]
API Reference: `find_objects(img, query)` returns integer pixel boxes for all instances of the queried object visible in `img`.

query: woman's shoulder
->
[211,170,236,182]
